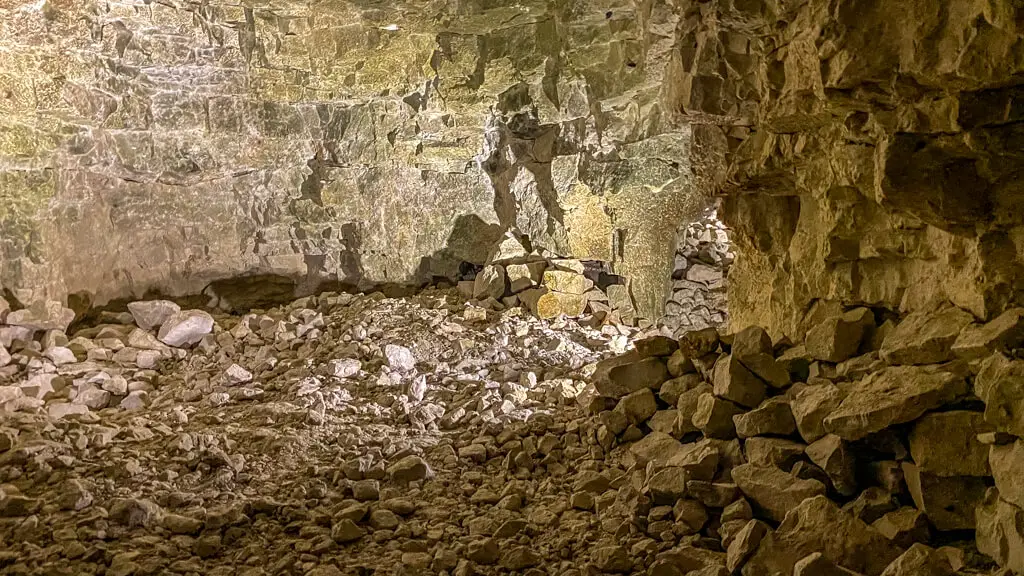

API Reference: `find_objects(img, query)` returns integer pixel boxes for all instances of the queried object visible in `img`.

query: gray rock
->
[157,310,214,347]
[128,300,181,331]
[473,264,507,300]
[385,344,416,371]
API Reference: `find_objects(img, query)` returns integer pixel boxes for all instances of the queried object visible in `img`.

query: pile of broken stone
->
[460,231,639,327]
[662,204,732,333]
[588,303,1024,575]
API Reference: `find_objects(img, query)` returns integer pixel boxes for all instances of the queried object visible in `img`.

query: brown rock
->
[869,461,907,495]
[636,336,679,358]
[731,326,772,360]
[872,507,930,549]
[679,328,720,357]
[908,411,991,476]
[823,366,967,441]
[777,345,812,383]
[879,307,975,365]
[952,308,1024,360]
[975,353,1024,437]
[660,373,702,405]
[843,487,897,524]
[519,287,585,318]
[614,388,658,426]
[473,264,507,299]
[595,356,670,398]
[733,397,796,438]
[674,499,709,534]
[793,553,866,576]
[741,496,902,576]
[805,308,874,363]
[677,383,713,435]
[648,467,691,505]
[744,438,805,470]
[649,410,685,438]
[732,463,826,523]
[976,488,1024,574]
[655,546,727,574]
[990,439,1024,509]
[879,544,954,576]
[739,353,791,389]
[687,481,740,508]
[901,462,988,531]
[727,520,770,572]
[667,349,697,377]
[790,383,845,443]
[805,434,857,496]
[712,355,767,408]
[693,393,743,440]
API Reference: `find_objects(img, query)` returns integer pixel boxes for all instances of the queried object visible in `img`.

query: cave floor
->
[0,289,1005,575]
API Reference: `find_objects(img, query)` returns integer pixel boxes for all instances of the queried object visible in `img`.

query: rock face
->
[0,0,708,321]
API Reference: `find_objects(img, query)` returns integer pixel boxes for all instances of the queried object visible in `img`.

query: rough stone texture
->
[989,440,1024,509]
[901,462,988,532]
[0,0,711,321]
[823,366,967,441]
[976,488,1024,575]
[742,496,902,576]
[732,463,826,523]
[907,411,992,477]
[879,307,976,366]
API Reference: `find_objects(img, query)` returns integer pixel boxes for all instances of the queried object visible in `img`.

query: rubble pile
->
[589,303,1024,575]
[663,204,733,334]
[458,233,640,327]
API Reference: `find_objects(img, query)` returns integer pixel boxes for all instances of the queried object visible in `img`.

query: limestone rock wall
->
[669,0,1024,340]
[0,0,710,318]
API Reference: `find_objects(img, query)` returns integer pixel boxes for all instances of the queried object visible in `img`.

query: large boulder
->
[790,383,845,443]
[128,300,181,331]
[879,544,954,576]
[733,397,797,438]
[901,462,988,531]
[951,308,1024,360]
[158,310,215,347]
[824,366,967,441]
[804,308,874,363]
[908,411,991,477]
[990,440,1024,509]
[732,464,826,523]
[976,488,1024,574]
[595,355,670,398]
[742,496,902,576]
[712,355,767,408]
[879,307,975,365]
[974,353,1024,437]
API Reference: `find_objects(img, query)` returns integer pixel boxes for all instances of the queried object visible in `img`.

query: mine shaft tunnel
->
[2,0,1024,575]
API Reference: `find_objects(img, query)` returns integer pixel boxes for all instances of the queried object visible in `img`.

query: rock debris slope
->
[0,286,1021,576]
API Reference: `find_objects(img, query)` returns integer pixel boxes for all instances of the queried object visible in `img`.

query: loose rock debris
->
[0,290,1018,575]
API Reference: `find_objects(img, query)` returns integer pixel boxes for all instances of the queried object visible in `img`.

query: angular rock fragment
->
[843,487,897,524]
[157,310,215,347]
[6,300,76,332]
[727,520,770,572]
[387,455,433,484]
[712,354,766,408]
[879,307,974,365]
[659,374,701,405]
[614,387,658,425]
[824,366,967,441]
[976,488,1024,574]
[667,349,696,377]
[974,353,1024,437]
[519,287,585,318]
[596,356,669,398]
[790,383,845,443]
[952,308,1024,360]
[733,397,796,438]
[731,326,772,360]
[990,440,1024,509]
[742,496,902,576]
[901,462,987,531]
[744,437,805,470]
[677,383,713,435]
[505,262,545,293]
[128,300,181,331]
[636,335,679,358]
[805,434,857,496]
[693,393,743,439]
[541,269,586,295]
[679,328,720,357]
[805,308,873,363]
[473,264,507,300]
[793,553,866,576]
[879,544,954,576]
[732,463,826,522]
[871,507,930,549]
[908,411,991,476]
